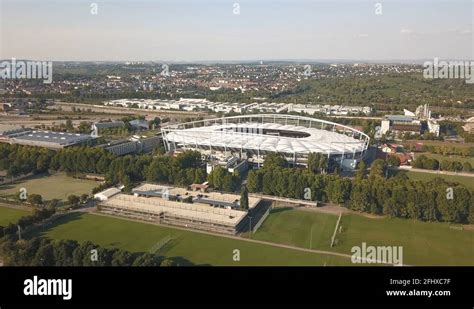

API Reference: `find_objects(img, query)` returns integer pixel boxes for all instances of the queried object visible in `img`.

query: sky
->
[0,0,473,61]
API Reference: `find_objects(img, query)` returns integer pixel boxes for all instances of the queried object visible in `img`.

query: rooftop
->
[11,130,94,146]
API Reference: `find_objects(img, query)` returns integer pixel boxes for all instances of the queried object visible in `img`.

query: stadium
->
[162,114,370,170]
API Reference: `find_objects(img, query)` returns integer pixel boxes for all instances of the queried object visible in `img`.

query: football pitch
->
[0,173,99,202]
[35,212,352,266]
[253,207,473,266]
[30,206,473,266]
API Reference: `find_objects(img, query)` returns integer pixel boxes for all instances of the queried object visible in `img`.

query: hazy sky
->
[1,0,473,61]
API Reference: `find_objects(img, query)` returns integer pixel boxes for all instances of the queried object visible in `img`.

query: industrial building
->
[97,135,162,156]
[380,115,422,136]
[162,114,370,170]
[0,128,96,149]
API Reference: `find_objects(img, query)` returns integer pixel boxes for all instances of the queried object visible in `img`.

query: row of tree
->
[207,167,240,192]
[0,143,208,192]
[412,155,472,172]
[0,237,188,266]
[1,206,56,237]
[246,155,474,224]
[145,151,207,188]
[404,143,474,157]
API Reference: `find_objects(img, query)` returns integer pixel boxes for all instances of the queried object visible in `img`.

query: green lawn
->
[0,173,99,202]
[335,214,474,266]
[253,208,473,266]
[34,212,351,266]
[0,205,29,226]
[252,207,338,251]
[405,170,474,191]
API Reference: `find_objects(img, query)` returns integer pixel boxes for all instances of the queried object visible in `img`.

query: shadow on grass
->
[28,212,84,238]
[388,169,409,179]
[270,206,293,214]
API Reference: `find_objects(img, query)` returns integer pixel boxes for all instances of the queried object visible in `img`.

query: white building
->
[94,187,121,201]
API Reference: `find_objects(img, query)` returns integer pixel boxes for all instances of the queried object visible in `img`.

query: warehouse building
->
[0,129,96,149]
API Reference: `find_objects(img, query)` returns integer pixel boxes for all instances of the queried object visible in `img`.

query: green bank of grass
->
[335,214,474,266]
[405,171,474,191]
[35,212,351,266]
[0,205,29,226]
[253,207,473,266]
[252,207,338,251]
[0,173,99,201]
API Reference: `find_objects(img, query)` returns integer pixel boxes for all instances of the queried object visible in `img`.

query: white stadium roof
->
[163,114,369,156]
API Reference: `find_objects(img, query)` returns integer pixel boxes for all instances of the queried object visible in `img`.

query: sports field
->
[0,173,99,201]
[253,208,473,266]
[35,212,352,266]
[251,207,338,250]
[335,214,474,266]
[0,205,29,226]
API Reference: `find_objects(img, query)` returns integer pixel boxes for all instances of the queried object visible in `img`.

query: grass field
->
[253,208,473,266]
[34,212,352,266]
[335,214,474,266]
[0,205,29,226]
[252,207,338,251]
[0,173,99,201]
[405,171,474,191]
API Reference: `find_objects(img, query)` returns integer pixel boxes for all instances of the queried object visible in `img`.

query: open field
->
[34,212,352,266]
[253,208,473,266]
[251,207,338,251]
[0,205,29,226]
[0,173,99,201]
[335,214,474,266]
[405,170,474,191]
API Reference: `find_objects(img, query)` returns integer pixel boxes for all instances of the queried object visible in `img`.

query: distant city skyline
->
[1,0,473,61]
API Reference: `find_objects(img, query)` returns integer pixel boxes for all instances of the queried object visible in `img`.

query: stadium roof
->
[163,115,369,155]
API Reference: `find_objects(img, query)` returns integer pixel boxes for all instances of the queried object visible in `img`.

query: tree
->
[369,159,387,179]
[469,196,474,224]
[67,195,80,207]
[27,194,43,206]
[53,240,78,266]
[132,253,162,266]
[208,166,228,191]
[246,170,261,193]
[387,156,401,167]
[65,119,74,132]
[32,240,55,266]
[356,160,366,179]
[307,153,321,173]
[262,153,287,170]
[462,162,472,173]
[80,194,89,203]
[49,199,60,208]
[111,250,136,266]
[240,186,249,210]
